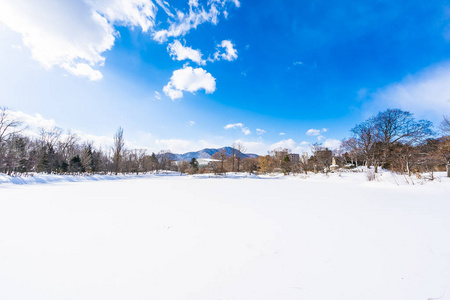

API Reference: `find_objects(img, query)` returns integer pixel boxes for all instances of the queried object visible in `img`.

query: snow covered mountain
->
[171,147,258,162]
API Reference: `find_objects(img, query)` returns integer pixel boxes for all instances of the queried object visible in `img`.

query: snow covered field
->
[1,173,449,300]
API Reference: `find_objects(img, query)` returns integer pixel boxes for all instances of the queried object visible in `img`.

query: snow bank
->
[0,172,179,186]
[1,169,448,187]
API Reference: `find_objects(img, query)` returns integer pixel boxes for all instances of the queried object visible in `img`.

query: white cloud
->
[233,139,266,155]
[154,91,162,100]
[256,128,266,135]
[323,139,341,150]
[317,135,325,141]
[293,61,303,66]
[224,123,244,129]
[370,62,450,121]
[163,85,184,100]
[8,110,57,132]
[306,128,329,136]
[306,128,321,136]
[270,139,297,150]
[5,109,116,149]
[241,127,251,135]
[167,40,205,65]
[163,66,216,100]
[223,123,250,135]
[214,40,238,61]
[189,120,195,126]
[152,0,239,43]
[0,0,157,80]
[279,132,286,136]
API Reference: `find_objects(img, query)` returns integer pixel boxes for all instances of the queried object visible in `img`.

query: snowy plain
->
[0,171,449,300]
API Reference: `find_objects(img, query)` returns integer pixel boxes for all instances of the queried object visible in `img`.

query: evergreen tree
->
[70,155,84,173]
[189,157,199,174]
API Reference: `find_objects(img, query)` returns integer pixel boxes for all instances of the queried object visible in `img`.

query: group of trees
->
[0,108,174,175]
[341,109,450,176]
[1,107,449,177]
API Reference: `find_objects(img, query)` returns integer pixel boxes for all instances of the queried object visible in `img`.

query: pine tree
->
[189,157,199,174]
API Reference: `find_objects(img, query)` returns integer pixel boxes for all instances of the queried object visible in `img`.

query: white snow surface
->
[1,171,449,300]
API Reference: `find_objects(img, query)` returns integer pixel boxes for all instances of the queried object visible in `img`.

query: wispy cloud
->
[154,0,174,17]
[167,40,206,65]
[306,128,328,136]
[223,123,251,135]
[241,127,251,135]
[369,61,450,121]
[256,128,266,135]
[224,123,244,129]
[152,0,239,43]
[306,128,321,136]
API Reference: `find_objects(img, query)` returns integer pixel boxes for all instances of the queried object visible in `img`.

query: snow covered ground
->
[1,172,449,300]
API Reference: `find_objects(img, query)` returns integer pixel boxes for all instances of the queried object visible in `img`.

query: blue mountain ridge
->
[170,146,258,161]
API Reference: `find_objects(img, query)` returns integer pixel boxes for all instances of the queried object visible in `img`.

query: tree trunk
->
[447,164,450,177]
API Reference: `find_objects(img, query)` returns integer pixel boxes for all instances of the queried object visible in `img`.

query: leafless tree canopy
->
[0,107,24,143]
[112,127,124,174]
[440,115,450,135]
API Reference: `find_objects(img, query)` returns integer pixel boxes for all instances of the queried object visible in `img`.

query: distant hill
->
[170,147,258,161]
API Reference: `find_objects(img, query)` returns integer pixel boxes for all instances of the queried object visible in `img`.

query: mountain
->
[170,147,258,161]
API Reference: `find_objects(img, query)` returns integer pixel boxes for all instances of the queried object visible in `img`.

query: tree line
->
[1,107,449,177]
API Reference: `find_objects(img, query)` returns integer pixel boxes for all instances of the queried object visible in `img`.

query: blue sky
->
[1,0,450,154]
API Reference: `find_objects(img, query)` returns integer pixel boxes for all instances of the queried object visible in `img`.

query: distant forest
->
[1,107,449,177]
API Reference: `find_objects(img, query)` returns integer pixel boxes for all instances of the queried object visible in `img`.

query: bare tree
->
[212,149,227,174]
[0,107,23,144]
[112,127,124,175]
[130,149,146,174]
[234,142,247,172]
[340,138,360,167]
[433,136,450,177]
[39,127,63,149]
[59,131,79,161]
[157,150,173,170]
[350,120,377,168]
[179,160,189,174]
[373,109,433,146]
[440,115,450,135]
